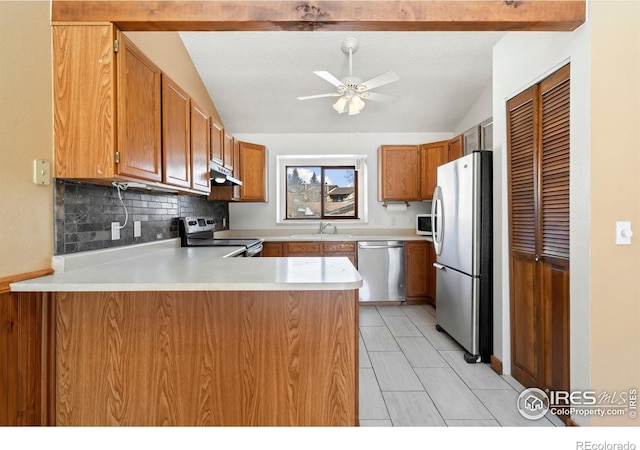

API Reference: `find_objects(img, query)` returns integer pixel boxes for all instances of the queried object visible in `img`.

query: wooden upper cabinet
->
[52,24,162,181]
[419,140,449,200]
[223,131,234,171]
[378,145,420,202]
[449,134,463,161]
[190,101,210,193]
[162,74,191,188]
[53,24,117,179]
[210,120,224,166]
[231,138,242,201]
[379,139,463,202]
[236,141,267,202]
[116,33,163,182]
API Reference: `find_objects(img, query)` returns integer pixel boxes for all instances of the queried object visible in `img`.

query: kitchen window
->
[276,154,368,224]
[286,166,358,219]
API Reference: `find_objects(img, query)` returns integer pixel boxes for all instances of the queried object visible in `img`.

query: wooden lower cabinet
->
[283,241,357,266]
[0,291,55,426]
[426,242,437,302]
[404,241,436,305]
[261,242,283,257]
[54,290,358,426]
[283,241,322,257]
[323,242,357,267]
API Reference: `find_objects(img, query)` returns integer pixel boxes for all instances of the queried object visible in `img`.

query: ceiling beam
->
[52,1,586,32]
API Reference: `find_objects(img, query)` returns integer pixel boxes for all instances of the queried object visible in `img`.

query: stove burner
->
[178,216,263,257]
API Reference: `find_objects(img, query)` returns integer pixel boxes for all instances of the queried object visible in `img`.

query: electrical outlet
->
[111,222,120,240]
[373,216,382,226]
[134,221,141,237]
[223,217,227,228]
[391,216,397,226]
[408,216,415,226]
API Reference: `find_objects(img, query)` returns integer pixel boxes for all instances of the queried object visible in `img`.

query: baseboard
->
[490,355,503,375]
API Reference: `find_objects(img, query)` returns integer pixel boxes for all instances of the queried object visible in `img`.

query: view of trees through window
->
[286,166,357,219]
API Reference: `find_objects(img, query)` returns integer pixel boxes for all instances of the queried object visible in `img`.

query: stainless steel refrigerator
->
[431,150,493,363]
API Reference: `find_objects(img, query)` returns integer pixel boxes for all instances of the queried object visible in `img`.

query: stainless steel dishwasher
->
[357,241,405,302]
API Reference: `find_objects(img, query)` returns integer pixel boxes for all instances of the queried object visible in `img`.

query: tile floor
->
[358,305,565,427]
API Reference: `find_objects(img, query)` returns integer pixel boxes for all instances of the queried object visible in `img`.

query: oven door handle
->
[245,244,263,257]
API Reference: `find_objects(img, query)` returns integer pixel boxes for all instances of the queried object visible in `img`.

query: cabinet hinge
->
[115,151,120,164]
[114,40,119,53]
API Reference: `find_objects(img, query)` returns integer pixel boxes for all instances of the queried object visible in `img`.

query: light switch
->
[616,221,633,245]
[33,159,51,185]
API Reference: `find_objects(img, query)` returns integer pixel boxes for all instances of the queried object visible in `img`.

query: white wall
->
[493,26,591,425]
[453,83,493,136]
[229,132,452,231]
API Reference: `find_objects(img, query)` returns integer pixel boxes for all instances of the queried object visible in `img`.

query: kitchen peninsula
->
[10,240,362,426]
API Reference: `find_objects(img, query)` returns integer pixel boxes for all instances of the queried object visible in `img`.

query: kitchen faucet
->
[319,222,338,234]
[319,221,331,234]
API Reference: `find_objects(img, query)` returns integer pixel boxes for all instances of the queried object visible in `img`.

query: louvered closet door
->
[539,65,570,394]
[507,86,540,388]
[508,64,570,396]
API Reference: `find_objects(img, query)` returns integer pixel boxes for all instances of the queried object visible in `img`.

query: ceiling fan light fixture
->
[332,96,348,114]
[348,95,365,115]
[299,38,399,116]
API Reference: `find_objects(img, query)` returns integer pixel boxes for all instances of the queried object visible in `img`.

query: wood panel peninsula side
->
[11,244,362,426]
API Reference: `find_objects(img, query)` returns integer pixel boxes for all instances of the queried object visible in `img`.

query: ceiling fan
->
[297,37,399,115]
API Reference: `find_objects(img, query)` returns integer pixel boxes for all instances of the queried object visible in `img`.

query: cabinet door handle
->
[433,263,446,270]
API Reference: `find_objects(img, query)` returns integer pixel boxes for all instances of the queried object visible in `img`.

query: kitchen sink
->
[289,234,353,239]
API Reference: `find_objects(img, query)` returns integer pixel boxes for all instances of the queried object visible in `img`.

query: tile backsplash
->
[54,180,229,255]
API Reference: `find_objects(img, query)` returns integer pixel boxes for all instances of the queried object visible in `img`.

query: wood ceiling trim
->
[52,1,586,32]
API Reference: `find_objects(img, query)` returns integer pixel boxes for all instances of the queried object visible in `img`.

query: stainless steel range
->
[178,217,263,257]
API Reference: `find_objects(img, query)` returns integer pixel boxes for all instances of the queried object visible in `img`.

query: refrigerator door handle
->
[431,186,444,255]
[433,263,446,270]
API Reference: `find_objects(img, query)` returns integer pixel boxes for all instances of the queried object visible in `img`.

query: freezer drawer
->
[357,241,405,302]
[434,264,478,355]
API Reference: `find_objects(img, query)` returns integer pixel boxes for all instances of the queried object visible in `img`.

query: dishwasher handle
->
[358,243,404,250]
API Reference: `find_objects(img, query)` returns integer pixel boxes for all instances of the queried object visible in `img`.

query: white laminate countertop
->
[10,239,362,293]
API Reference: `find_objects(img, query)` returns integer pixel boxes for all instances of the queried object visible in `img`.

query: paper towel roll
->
[385,203,408,212]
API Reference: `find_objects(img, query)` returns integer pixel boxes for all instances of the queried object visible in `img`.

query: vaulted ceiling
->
[180,31,506,134]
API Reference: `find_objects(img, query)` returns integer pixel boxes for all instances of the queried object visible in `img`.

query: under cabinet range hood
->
[210,161,242,186]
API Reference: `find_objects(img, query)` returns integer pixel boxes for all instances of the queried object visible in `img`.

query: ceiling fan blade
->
[297,93,343,101]
[361,92,398,103]
[313,71,345,88]
[359,71,400,91]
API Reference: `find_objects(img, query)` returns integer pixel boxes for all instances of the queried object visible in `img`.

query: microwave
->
[416,214,433,236]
